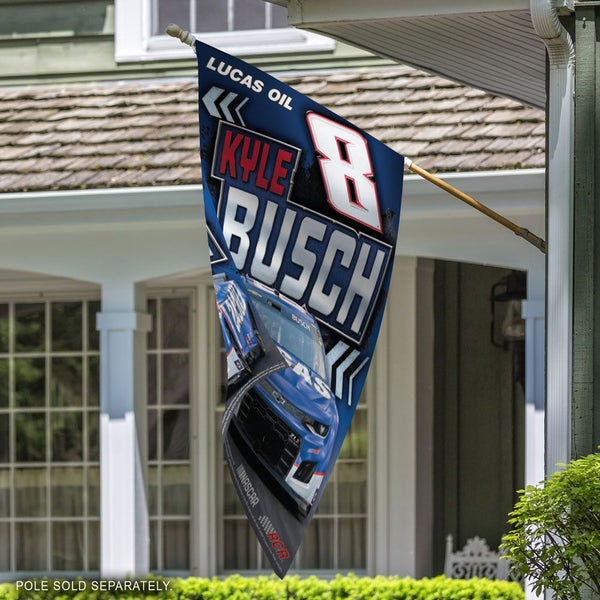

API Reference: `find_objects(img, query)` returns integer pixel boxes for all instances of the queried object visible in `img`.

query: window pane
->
[88,467,99,517]
[0,414,8,463]
[162,465,190,516]
[0,358,8,408]
[51,412,83,462]
[148,354,157,407]
[338,409,367,459]
[0,469,9,517]
[147,299,157,350]
[88,410,99,462]
[16,522,46,570]
[234,0,266,30]
[51,357,83,407]
[163,409,189,460]
[0,522,9,570]
[163,520,189,569]
[16,412,46,462]
[195,0,227,32]
[15,303,45,352]
[0,304,8,353]
[51,302,82,352]
[88,301,100,351]
[14,357,45,408]
[317,468,335,514]
[148,466,158,516]
[51,467,83,517]
[149,520,159,571]
[162,297,189,349]
[88,520,100,570]
[162,353,189,405]
[52,521,84,570]
[224,520,257,570]
[300,518,334,569]
[15,468,46,517]
[338,462,367,514]
[156,0,190,35]
[338,517,366,569]
[88,356,99,407]
[148,408,158,461]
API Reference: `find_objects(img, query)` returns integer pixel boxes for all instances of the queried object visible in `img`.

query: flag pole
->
[405,158,546,254]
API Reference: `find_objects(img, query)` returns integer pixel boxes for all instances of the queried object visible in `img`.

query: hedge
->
[0,574,524,600]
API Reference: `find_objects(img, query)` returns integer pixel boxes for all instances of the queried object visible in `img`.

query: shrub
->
[502,450,600,599]
[0,574,524,600]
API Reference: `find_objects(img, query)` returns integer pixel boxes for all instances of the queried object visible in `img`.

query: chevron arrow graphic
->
[202,86,248,125]
[326,341,369,405]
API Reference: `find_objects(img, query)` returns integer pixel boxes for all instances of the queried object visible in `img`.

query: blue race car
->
[215,275,339,517]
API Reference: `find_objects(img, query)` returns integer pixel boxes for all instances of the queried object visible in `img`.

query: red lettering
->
[270,149,292,196]
[265,530,289,560]
[256,142,271,190]
[219,130,243,178]
[239,137,261,183]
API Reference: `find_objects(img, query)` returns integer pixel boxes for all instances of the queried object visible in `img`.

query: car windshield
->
[247,286,327,381]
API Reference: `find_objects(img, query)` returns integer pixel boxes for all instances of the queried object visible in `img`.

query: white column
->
[370,257,434,577]
[522,269,546,600]
[98,281,151,578]
[523,269,545,488]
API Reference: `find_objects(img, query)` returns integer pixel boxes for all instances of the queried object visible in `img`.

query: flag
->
[196,40,404,576]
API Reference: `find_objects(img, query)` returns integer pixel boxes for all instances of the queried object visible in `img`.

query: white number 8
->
[307,112,382,232]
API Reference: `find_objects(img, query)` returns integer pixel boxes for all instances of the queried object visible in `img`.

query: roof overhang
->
[272,0,574,108]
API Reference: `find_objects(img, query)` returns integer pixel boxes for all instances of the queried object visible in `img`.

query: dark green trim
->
[572,5,600,458]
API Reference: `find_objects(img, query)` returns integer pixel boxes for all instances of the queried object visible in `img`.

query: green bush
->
[502,450,600,599]
[0,574,524,600]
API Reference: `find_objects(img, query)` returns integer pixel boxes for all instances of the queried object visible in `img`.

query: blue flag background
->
[196,39,404,576]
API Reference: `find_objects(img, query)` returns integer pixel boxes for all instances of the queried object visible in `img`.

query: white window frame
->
[114,0,335,63]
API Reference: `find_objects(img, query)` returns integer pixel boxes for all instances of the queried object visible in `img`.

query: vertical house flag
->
[196,39,404,577]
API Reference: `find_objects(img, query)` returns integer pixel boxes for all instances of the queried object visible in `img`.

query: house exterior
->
[0,0,545,581]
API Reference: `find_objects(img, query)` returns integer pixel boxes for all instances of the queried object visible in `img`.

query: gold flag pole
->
[405,158,546,254]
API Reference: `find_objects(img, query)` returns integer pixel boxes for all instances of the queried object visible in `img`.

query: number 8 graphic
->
[307,112,382,232]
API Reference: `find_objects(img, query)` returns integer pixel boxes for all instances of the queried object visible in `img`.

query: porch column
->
[97,281,151,577]
[523,270,545,488]
[370,257,434,577]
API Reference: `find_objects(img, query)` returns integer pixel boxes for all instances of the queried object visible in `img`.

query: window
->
[114,0,334,63]
[0,298,100,573]
[147,293,193,573]
[152,0,288,36]
[215,334,369,572]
